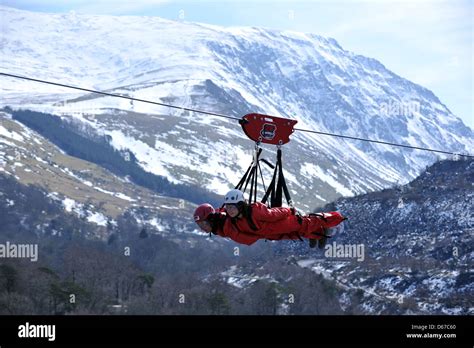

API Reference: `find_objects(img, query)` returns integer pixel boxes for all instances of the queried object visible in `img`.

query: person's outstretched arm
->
[222,219,259,245]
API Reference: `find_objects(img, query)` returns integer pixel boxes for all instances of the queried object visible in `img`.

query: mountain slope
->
[0,110,200,239]
[1,5,472,210]
[275,158,473,314]
[1,104,471,315]
[0,164,347,315]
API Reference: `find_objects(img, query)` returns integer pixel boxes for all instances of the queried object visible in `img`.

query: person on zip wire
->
[193,189,346,248]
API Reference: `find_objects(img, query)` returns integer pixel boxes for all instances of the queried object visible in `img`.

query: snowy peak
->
[1,5,472,209]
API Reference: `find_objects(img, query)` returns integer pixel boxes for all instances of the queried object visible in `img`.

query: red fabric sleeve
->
[222,219,259,245]
[226,231,259,246]
[251,202,292,222]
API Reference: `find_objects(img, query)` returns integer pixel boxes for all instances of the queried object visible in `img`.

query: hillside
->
[1,5,472,211]
[274,158,473,314]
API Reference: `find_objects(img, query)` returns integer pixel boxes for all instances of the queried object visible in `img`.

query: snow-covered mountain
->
[274,158,473,314]
[0,110,199,238]
[1,5,472,210]
[1,119,471,314]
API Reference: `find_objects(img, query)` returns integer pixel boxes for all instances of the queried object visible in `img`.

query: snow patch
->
[147,217,166,231]
[301,162,353,196]
[0,125,25,142]
[87,211,108,226]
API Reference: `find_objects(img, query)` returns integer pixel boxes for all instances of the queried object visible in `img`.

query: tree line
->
[0,173,344,315]
[6,107,220,206]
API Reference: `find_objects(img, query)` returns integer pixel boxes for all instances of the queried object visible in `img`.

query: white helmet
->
[224,189,245,204]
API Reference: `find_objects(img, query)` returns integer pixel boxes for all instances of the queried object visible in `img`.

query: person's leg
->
[312,212,346,228]
[299,212,346,239]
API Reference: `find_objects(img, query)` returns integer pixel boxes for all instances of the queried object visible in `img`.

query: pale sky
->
[2,0,473,128]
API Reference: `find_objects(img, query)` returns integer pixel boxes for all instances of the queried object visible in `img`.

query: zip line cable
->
[1,72,472,158]
[292,127,469,156]
[0,72,240,121]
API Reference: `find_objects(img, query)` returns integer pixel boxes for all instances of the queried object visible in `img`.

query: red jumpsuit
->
[214,203,345,246]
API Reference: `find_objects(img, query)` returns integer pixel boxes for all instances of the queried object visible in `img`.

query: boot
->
[318,227,330,249]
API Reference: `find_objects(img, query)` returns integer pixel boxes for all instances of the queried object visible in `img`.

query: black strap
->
[278,149,293,207]
[261,157,278,205]
[252,160,258,204]
[235,147,293,210]
[209,213,224,235]
[246,205,258,231]
[230,212,258,232]
[257,161,266,193]
[236,148,262,192]
[307,214,331,237]
[236,147,275,206]
[291,208,303,225]
[237,147,263,205]
[260,158,275,169]
[235,164,252,191]
[230,218,242,233]
[308,213,327,222]
[261,148,293,208]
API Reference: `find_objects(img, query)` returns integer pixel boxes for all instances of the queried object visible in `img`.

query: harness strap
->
[230,210,258,232]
